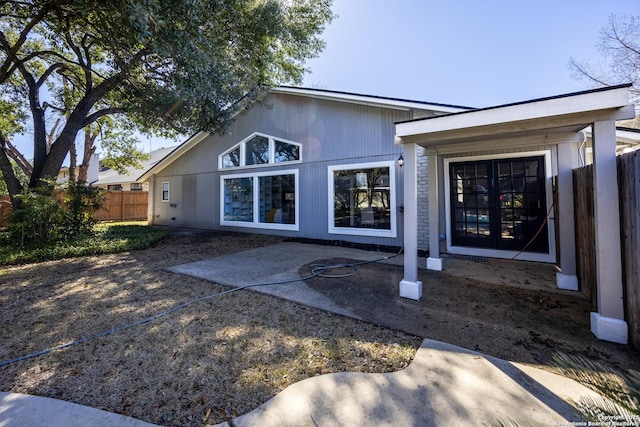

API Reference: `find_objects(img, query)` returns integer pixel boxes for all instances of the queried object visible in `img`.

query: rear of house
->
[140,87,467,248]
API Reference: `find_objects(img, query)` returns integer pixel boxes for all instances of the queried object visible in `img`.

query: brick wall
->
[417,151,429,250]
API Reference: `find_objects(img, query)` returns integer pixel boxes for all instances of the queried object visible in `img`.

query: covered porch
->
[395,84,636,344]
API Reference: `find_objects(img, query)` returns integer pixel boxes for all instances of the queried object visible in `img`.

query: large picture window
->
[328,161,396,237]
[220,133,301,170]
[221,170,298,231]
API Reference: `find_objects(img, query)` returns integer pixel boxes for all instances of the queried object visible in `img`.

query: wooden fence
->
[0,191,148,223]
[617,151,640,350]
[573,150,640,349]
[94,191,148,222]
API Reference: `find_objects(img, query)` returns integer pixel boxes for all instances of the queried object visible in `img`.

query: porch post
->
[399,142,422,300]
[591,120,628,344]
[427,151,443,270]
[556,142,578,290]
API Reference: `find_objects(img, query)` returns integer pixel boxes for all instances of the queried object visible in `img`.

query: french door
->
[449,156,549,253]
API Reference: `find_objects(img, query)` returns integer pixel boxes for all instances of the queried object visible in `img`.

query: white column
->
[556,142,578,290]
[591,120,628,344]
[400,143,422,300]
[427,152,443,270]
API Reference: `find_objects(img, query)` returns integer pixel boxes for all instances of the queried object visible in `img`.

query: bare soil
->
[0,230,638,426]
[302,257,640,372]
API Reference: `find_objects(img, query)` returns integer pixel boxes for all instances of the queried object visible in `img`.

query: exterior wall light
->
[398,154,404,168]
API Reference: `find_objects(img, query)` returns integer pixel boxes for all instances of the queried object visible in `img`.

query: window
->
[219,133,300,169]
[161,182,170,202]
[130,182,143,191]
[221,170,298,231]
[245,135,269,165]
[107,184,122,191]
[328,161,396,237]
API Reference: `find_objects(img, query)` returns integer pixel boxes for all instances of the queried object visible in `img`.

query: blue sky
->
[302,0,638,108]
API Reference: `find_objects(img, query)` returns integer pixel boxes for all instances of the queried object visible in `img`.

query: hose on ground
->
[0,247,403,367]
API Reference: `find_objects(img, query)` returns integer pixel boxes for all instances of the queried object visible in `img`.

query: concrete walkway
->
[0,242,603,426]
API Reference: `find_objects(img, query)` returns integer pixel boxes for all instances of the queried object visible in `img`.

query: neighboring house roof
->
[96,146,177,186]
[138,86,473,182]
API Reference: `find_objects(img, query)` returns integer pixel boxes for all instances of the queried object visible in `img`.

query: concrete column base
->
[590,312,628,344]
[556,273,578,291]
[400,279,423,300]
[426,257,443,271]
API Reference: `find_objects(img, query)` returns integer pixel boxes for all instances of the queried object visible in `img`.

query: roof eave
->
[272,86,472,114]
[138,132,208,181]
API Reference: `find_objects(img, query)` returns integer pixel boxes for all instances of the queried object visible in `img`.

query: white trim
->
[220,169,299,232]
[399,279,423,300]
[327,161,397,238]
[396,86,632,138]
[427,257,444,271]
[139,132,208,182]
[590,313,628,344]
[161,181,170,202]
[219,132,302,171]
[443,150,556,263]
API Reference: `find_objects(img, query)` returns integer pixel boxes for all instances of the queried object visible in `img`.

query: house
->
[140,85,638,344]
[139,87,471,245]
[56,153,100,185]
[94,146,177,191]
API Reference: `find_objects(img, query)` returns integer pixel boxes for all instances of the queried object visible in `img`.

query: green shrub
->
[6,182,106,247]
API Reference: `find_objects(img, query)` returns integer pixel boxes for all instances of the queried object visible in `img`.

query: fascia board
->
[271,87,469,114]
[396,86,632,138]
[137,131,209,181]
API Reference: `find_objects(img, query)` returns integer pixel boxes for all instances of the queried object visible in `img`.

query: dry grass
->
[0,231,422,426]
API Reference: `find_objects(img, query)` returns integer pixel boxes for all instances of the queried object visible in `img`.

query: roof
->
[395,84,636,147]
[96,146,178,185]
[395,84,634,126]
[139,87,471,181]
[273,86,473,113]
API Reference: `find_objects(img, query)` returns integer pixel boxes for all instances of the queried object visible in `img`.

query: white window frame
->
[219,132,302,170]
[220,169,299,231]
[443,150,556,263]
[161,181,170,202]
[328,161,397,238]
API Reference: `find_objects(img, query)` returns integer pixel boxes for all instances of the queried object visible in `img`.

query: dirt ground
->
[302,257,640,372]
[0,230,638,426]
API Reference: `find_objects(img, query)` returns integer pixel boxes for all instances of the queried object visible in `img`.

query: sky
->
[301,0,638,109]
[10,0,640,157]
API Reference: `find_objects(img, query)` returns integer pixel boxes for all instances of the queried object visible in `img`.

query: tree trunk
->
[0,133,24,209]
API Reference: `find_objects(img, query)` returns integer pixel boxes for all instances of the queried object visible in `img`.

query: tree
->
[570,14,640,126]
[0,0,334,206]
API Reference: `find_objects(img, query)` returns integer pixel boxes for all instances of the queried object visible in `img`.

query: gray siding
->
[151,93,414,247]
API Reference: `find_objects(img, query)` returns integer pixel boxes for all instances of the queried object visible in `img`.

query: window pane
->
[245,135,269,165]
[223,177,253,222]
[333,167,391,230]
[222,147,240,168]
[274,140,300,163]
[162,182,170,201]
[259,174,296,224]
